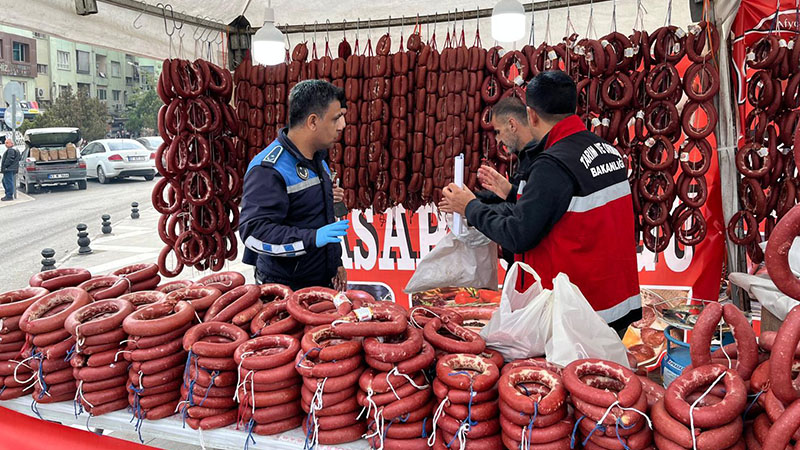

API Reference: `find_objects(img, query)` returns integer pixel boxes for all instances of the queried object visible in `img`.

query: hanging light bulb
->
[491,0,526,42]
[252,1,285,66]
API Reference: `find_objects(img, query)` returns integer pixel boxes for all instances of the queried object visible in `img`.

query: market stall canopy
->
[1,0,708,62]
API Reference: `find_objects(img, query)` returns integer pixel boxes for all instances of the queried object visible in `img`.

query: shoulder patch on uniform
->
[262,145,284,165]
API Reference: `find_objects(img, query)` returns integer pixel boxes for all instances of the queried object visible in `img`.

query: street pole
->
[11,94,16,143]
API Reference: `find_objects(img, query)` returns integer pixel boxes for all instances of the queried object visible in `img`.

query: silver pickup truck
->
[17,127,88,193]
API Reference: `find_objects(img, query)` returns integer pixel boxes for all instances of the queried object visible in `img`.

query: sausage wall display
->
[728,33,800,262]
[155,58,240,278]
[222,20,721,259]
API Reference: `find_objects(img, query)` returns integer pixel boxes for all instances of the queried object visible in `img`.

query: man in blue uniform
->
[239,80,349,291]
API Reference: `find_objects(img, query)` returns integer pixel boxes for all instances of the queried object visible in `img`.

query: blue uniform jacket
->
[239,129,341,288]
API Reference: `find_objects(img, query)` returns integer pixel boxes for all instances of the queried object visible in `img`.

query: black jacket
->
[1,147,20,173]
[474,139,540,265]
[238,129,341,290]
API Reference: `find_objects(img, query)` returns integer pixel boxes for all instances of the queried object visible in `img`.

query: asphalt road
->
[0,177,156,290]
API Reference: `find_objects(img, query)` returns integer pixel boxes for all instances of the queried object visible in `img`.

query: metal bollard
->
[40,248,56,271]
[77,223,92,255]
[101,214,112,234]
[131,202,140,219]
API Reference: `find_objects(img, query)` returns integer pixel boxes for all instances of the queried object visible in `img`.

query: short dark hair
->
[288,80,346,129]
[525,71,577,123]
[492,97,528,124]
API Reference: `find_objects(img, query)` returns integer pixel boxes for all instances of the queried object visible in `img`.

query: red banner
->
[342,180,725,307]
[732,0,800,140]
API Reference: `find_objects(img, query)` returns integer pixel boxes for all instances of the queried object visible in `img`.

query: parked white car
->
[81,139,156,184]
[136,136,163,152]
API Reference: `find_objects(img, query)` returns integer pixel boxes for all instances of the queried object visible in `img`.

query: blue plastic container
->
[661,325,734,388]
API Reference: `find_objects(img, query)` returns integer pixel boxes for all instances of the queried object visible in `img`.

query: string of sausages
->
[154,58,240,278]
[728,33,800,263]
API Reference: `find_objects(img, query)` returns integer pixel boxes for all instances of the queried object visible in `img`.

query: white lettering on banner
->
[340,238,353,270]
[353,209,379,270]
[636,233,694,272]
[637,246,657,272]
[379,207,416,271]
[417,205,447,262]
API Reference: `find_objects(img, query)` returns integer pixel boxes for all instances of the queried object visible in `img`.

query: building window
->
[59,85,70,97]
[97,88,106,100]
[76,50,90,74]
[12,42,29,62]
[96,54,107,78]
[111,61,121,78]
[57,51,70,70]
[77,83,90,95]
[37,64,47,75]
[112,90,121,101]
[0,40,3,58]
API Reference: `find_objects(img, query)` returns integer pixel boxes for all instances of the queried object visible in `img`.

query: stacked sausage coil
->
[249,284,301,340]
[65,298,134,416]
[112,263,161,293]
[234,334,304,439]
[0,287,49,400]
[498,364,574,450]
[563,358,654,449]
[429,353,503,450]
[297,323,367,446]
[179,321,248,430]
[17,287,91,406]
[747,304,800,449]
[164,285,222,322]
[122,299,195,433]
[0,287,48,400]
[155,58,240,278]
[350,307,433,450]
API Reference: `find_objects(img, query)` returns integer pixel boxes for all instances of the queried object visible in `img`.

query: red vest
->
[515,116,640,324]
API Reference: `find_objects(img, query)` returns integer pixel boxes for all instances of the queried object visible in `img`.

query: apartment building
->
[0,25,161,118]
[0,30,38,103]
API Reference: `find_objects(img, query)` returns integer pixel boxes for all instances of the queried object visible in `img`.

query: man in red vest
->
[440,71,641,335]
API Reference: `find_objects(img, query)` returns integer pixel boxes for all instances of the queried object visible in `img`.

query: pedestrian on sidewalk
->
[1,139,20,201]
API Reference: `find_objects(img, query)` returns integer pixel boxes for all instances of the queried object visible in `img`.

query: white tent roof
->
[2,0,697,62]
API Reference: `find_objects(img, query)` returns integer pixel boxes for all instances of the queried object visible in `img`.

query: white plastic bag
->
[546,273,631,368]
[480,262,553,360]
[404,221,498,293]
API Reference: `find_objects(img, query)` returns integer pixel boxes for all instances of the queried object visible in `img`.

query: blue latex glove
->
[315,220,350,247]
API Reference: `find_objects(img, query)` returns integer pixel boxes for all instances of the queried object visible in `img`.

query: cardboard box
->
[30,148,39,161]
[39,149,50,161]
[58,148,68,160]
[66,143,77,159]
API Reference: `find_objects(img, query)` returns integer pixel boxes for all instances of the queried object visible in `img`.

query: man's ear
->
[526,107,538,128]
[306,113,318,131]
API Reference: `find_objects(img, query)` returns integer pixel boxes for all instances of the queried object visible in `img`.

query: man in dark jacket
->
[239,80,348,291]
[475,97,539,266]
[475,97,538,205]
[1,139,20,201]
[440,71,641,335]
